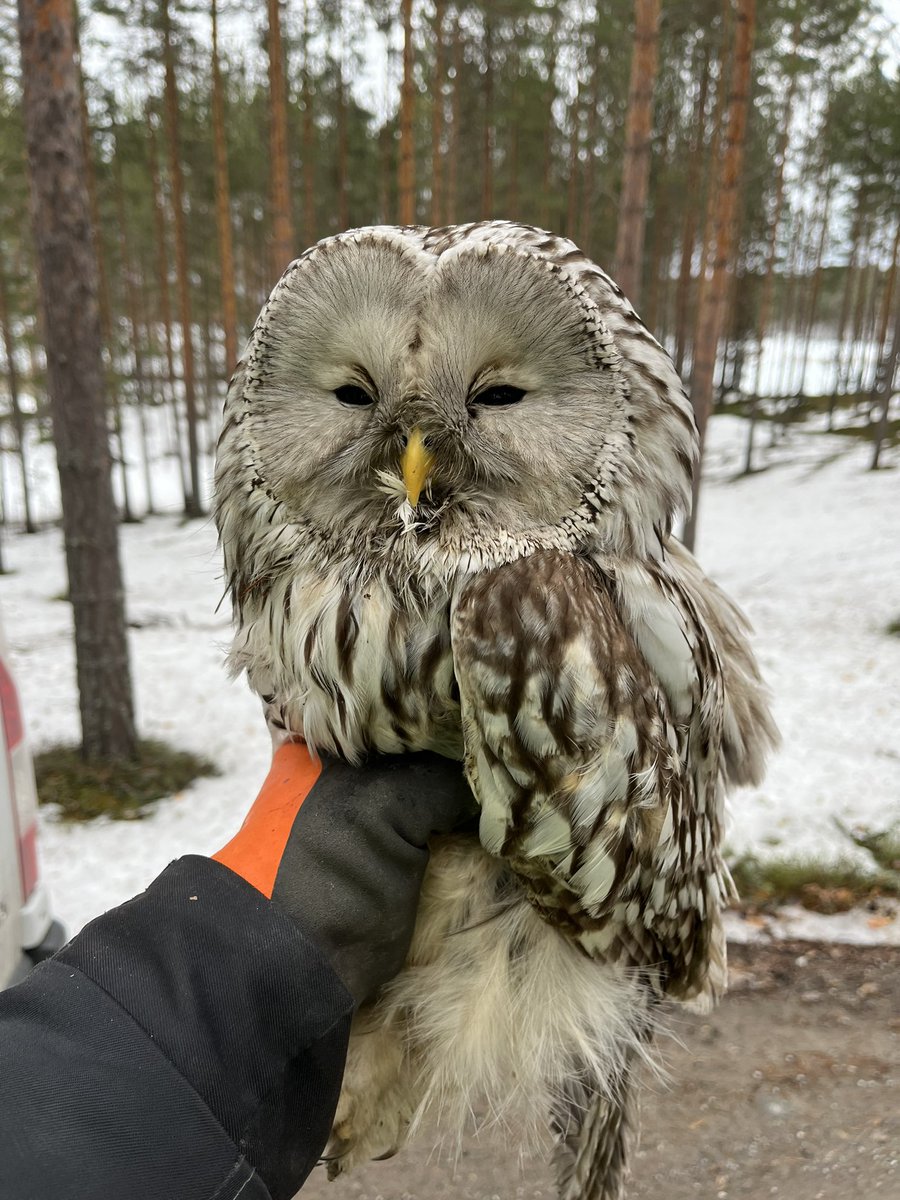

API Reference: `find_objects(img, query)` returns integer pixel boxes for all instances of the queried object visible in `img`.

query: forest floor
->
[300,940,899,1200]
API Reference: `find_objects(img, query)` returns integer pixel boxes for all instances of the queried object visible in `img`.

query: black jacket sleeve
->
[0,855,355,1200]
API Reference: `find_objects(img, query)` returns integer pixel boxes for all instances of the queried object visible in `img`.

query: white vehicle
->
[0,623,65,989]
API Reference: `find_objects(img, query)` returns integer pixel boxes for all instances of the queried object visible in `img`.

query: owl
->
[214,221,777,1200]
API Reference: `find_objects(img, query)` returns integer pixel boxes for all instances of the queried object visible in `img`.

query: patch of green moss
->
[885,617,900,638]
[729,853,899,914]
[34,739,218,822]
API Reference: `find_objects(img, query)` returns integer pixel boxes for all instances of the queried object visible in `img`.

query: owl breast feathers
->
[215,221,777,1198]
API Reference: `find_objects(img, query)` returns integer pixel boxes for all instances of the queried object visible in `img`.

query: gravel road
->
[300,941,898,1200]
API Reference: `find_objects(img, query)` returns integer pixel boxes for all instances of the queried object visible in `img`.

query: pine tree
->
[614,0,661,304]
[161,0,203,517]
[211,0,238,372]
[267,0,295,272]
[17,0,136,760]
[398,0,415,223]
[685,0,756,551]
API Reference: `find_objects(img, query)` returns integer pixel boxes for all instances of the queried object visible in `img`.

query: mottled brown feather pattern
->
[453,550,726,1002]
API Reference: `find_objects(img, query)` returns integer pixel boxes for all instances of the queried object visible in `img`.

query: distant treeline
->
[2,0,899,524]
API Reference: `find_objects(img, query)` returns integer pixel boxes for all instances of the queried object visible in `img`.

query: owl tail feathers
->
[552,1056,641,1200]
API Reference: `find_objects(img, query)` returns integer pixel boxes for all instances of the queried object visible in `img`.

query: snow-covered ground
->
[0,413,898,943]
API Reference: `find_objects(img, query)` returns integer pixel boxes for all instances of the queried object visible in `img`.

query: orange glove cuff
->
[212,741,322,898]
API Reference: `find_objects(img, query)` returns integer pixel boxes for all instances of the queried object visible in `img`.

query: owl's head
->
[215,223,697,601]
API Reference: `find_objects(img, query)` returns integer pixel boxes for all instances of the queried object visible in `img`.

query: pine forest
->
[3,1,900,532]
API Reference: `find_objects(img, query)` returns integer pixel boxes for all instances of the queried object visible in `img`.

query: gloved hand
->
[214,743,476,1004]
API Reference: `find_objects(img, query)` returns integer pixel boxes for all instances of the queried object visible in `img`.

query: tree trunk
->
[74,12,135,524]
[674,43,711,376]
[565,81,583,240]
[431,0,445,225]
[870,291,900,470]
[17,0,136,760]
[147,107,190,505]
[796,172,834,396]
[614,0,661,305]
[829,192,865,424]
[267,0,295,272]
[0,264,36,532]
[301,0,316,245]
[481,12,494,216]
[749,43,798,399]
[71,2,111,358]
[871,221,900,380]
[211,0,238,373]
[539,5,562,231]
[684,0,755,552]
[336,8,349,231]
[446,10,461,224]
[577,34,600,253]
[107,123,138,524]
[162,0,203,517]
[843,227,873,400]
[398,0,416,224]
[642,174,669,332]
[132,265,156,515]
[147,108,176,391]
[693,5,732,367]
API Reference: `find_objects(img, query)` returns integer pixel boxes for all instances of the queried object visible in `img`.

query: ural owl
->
[215,221,776,1200]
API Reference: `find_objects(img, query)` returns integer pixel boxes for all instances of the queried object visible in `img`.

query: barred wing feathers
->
[451,548,731,1004]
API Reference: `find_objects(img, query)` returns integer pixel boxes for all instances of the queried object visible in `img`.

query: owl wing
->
[451,546,729,1002]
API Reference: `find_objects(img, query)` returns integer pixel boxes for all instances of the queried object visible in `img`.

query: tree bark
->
[17,0,136,760]
[211,0,238,373]
[430,0,445,225]
[674,42,711,376]
[398,0,416,224]
[539,4,562,231]
[614,0,661,305]
[446,10,461,224]
[692,3,732,371]
[267,0,295,271]
[870,289,900,470]
[829,193,865,425]
[106,121,138,524]
[481,11,494,216]
[147,106,190,506]
[565,80,583,240]
[0,264,36,532]
[796,172,834,397]
[71,2,111,358]
[162,0,203,517]
[335,6,349,231]
[301,0,316,245]
[684,0,755,552]
[577,32,600,253]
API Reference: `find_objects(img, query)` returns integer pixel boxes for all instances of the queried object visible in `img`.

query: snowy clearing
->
[0,413,898,943]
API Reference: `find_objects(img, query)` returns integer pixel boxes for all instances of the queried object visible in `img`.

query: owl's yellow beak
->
[401,428,435,507]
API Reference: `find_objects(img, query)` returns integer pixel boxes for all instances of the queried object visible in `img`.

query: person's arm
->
[0,745,472,1200]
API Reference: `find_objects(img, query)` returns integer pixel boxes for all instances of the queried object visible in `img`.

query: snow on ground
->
[0,413,898,943]
[697,415,900,874]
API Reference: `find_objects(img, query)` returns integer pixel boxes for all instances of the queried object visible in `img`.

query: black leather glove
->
[215,744,476,1004]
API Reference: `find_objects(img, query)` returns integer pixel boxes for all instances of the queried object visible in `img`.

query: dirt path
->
[300,942,898,1199]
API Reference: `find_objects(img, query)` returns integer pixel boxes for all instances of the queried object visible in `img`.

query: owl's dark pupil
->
[474,385,526,407]
[335,384,374,406]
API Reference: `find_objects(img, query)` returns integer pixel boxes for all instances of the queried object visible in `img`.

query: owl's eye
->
[473,385,526,407]
[334,384,375,407]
